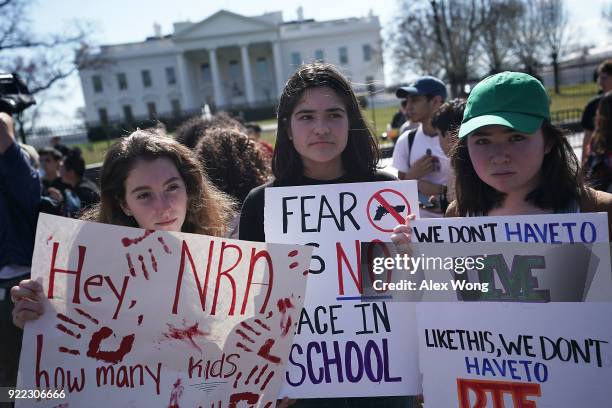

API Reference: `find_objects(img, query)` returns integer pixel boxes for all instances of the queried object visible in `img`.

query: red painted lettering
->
[336,240,362,295]
[48,242,87,303]
[84,275,103,302]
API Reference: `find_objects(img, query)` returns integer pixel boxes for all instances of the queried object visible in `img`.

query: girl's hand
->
[391,213,415,245]
[11,279,44,329]
[276,397,296,407]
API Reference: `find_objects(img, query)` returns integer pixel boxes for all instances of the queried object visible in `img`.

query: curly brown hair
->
[85,129,235,236]
[195,128,271,204]
[174,113,245,149]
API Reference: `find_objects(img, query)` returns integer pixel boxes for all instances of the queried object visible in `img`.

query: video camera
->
[0,72,36,114]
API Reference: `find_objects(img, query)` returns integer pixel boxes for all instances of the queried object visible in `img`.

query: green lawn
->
[548,82,598,113]
[79,83,599,165]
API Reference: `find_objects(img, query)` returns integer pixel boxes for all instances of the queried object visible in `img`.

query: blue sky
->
[28,0,610,127]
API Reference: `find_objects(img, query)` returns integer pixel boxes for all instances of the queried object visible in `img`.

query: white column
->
[272,41,285,96]
[240,44,256,105]
[176,53,195,110]
[208,47,225,108]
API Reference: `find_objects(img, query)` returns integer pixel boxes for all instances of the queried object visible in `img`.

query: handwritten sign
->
[264,180,421,398]
[17,213,312,407]
[413,213,612,406]
[417,303,612,407]
[409,213,611,301]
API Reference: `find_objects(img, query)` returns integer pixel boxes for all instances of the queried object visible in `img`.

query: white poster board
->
[17,213,312,407]
[264,180,421,398]
[416,303,612,407]
[412,213,612,407]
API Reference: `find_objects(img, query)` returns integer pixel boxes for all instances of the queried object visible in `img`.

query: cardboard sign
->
[17,213,312,407]
[412,213,612,407]
[417,303,612,407]
[409,213,611,301]
[264,180,421,398]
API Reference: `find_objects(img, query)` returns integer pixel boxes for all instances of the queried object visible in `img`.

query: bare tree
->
[604,2,612,33]
[0,0,98,142]
[513,0,546,76]
[479,0,523,74]
[539,0,573,94]
[389,0,489,97]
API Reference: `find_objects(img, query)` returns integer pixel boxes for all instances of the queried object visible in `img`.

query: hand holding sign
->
[11,279,44,329]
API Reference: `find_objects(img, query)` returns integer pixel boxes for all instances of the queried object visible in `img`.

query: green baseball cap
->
[458,72,550,138]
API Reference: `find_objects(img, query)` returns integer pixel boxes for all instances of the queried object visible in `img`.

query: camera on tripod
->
[0,72,36,114]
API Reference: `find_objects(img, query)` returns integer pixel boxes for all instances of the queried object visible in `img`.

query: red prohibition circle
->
[366,188,412,233]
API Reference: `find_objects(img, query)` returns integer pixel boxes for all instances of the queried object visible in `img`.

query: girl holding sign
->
[239,64,410,407]
[11,129,235,326]
[239,63,396,242]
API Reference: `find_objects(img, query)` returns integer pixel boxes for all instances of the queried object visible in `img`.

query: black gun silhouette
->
[373,204,405,221]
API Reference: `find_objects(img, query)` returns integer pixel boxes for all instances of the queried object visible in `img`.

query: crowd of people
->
[2,58,612,406]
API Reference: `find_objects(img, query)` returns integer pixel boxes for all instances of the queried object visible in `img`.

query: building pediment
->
[173,10,277,42]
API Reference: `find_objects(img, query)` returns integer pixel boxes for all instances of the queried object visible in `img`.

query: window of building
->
[291,52,301,66]
[363,44,372,62]
[116,73,128,90]
[256,57,268,79]
[147,102,157,119]
[98,108,108,124]
[228,60,240,81]
[92,75,103,93]
[228,60,242,97]
[165,67,176,85]
[201,64,211,82]
[314,49,324,62]
[122,105,133,122]
[339,47,348,64]
[141,70,152,88]
[171,99,181,117]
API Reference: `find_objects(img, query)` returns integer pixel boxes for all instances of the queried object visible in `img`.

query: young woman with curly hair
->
[11,129,235,327]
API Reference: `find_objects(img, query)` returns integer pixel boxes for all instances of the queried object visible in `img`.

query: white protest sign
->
[409,213,611,301]
[17,213,312,407]
[264,180,421,398]
[416,303,612,407]
[410,213,612,407]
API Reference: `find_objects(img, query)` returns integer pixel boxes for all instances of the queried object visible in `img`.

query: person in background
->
[196,127,271,238]
[581,59,612,163]
[175,112,245,149]
[430,98,466,213]
[391,76,449,217]
[583,91,612,192]
[246,122,274,160]
[49,135,70,157]
[60,148,100,216]
[0,112,41,388]
[38,147,64,191]
[386,99,408,144]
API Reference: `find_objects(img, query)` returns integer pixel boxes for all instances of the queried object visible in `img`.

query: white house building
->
[78,9,384,125]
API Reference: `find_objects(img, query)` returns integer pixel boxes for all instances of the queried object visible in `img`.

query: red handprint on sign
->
[122,230,172,280]
[56,307,142,364]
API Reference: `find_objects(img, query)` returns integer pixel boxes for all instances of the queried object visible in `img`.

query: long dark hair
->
[272,62,379,182]
[450,121,582,215]
[86,129,235,236]
[591,92,612,155]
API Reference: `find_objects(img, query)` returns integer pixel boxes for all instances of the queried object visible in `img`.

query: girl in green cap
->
[441,72,612,235]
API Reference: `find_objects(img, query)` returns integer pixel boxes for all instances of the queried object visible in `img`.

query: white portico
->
[172,10,285,109]
[78,10,384,124]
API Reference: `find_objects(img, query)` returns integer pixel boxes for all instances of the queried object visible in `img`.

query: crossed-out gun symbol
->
[373,205,405,221]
